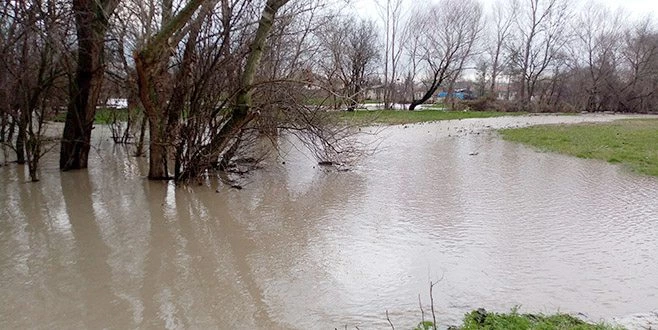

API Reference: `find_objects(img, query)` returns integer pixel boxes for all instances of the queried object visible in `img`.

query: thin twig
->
[430,281,437,330]
[419,293,425,326]
[386,309,395,330]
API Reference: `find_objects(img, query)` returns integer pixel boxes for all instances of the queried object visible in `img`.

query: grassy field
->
[500,119,658,177]
[334,110,526,125]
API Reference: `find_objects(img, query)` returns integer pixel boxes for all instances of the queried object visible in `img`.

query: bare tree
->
[566,3,625,111]
[102,0,163,152]
[344,18,380,110]
[175,0,366,181]
[133,0,301,180]
[408,0,483,110]
[487,0,519,96]
[399,6,425,103]
[508,0,572,107]
[0,0,73,181]
[376,0,405,108]
[59,0,121,170]
[616,18,658,112]
[317,16,379,111]
[315,14,350,109]
[133,0,210,180]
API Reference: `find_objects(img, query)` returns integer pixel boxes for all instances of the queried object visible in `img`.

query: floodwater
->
[1,114,657,329]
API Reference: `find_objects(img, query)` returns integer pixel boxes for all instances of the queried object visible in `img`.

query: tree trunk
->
[134,115,147,157]
[174,0,289,182]
[15,119,26,164]
[214,0,288,142]
[133,0,207,180]
[27,136,40,182]
[147,118,170,179]
[408,99,422,111]
[60,24,102,170]
[16,103,28,164]
[60,0,118,170]
[348,82,362,111]
[409,81,441,111]
[0,111,6,143]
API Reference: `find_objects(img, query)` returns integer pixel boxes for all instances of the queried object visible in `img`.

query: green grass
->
[499,119,658,177]
[334,110,526,125]
[53,108,131,124]
[413,309,622,330]
[94,108,132,124]
[457,309,621,330]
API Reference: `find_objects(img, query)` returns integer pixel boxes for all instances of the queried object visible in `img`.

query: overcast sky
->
[351,0,658,21]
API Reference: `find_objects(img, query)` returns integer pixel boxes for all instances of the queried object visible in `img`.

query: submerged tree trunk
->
[134,114,147,157]
[135,51,171,179]
[0,108,7,144]
[175,0,290,182]
[15,115,26,164]
[134,0,206,179]
[147,118,169,179]
[26,135,41,182]
[15,94,29,164]
[60,0,119,170]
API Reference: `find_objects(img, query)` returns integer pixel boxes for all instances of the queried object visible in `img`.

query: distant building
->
[105,98,128,109]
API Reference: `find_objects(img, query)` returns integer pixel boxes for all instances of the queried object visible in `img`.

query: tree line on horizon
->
[0,0,656,182]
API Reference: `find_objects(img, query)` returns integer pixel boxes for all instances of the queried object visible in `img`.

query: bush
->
[457,97,524,112]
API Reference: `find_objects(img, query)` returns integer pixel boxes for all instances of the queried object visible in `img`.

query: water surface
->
[1,115,657,329]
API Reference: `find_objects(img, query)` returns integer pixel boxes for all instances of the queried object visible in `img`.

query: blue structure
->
[437,89,473,100]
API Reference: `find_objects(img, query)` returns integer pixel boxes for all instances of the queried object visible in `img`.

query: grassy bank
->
[335,110,526,125]
[53,108,131,124]
[412,309,620,330]
[500,119,658,177]
[443,309,620,330]
[52,108,523,126]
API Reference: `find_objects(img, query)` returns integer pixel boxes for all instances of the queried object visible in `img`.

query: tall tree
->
[134,0,208,179]
[508,0,571,106]
[616,19,658,112]
[568,3,625,111]
[135,0,292,180]
[60,0,121,170]
[0,0,72,180]
[376,0,405,108]
[487,0,518,96]
[317,16,379,111]
[408,0,482,110]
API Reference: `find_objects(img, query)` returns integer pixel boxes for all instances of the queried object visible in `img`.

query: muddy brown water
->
[1,115,657,329]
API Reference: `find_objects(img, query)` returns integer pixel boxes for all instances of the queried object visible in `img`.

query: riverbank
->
[499,119,658,177]
[335,109,528,125]
[437,309,621,330]
[439,308,658,329]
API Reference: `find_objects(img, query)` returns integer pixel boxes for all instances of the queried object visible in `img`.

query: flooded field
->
[1,114,657,329]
